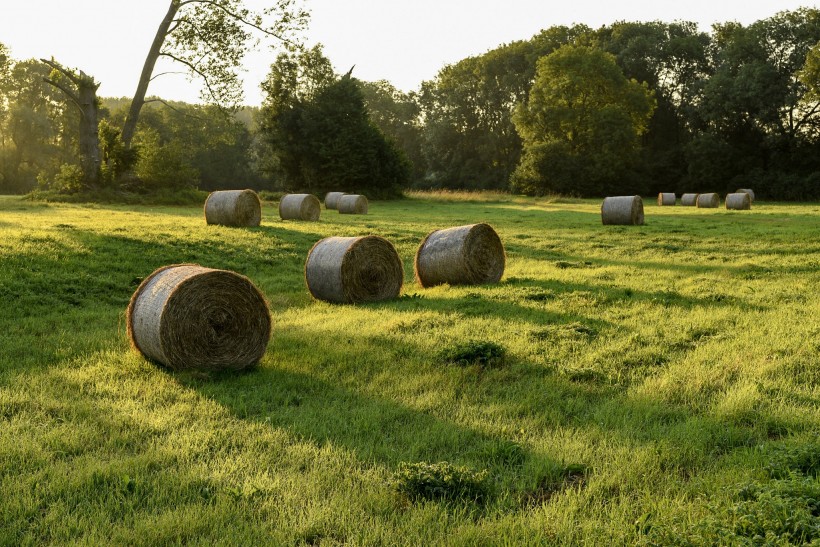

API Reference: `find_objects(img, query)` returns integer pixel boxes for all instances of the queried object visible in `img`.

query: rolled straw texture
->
[204,189,262,227]
[725,192,752,210]
[414,223,505,288]
[324,192,347,210]
[305,236,403,304]
[681,193,698,206]
[736,188,755,202]
[338,194,368,214]
[657,193,676,206]
[127,265,271,372]
[696,193,720,208]
[601,196,645,225]
[279,193,321,221]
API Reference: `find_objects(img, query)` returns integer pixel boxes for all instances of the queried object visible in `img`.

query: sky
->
[0,0,816,105]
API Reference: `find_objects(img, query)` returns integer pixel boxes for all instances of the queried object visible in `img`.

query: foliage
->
[439,340,506,368]
[98,119,138,186]
[259,46,409,198]
[512,45,656,196]
[131,127,198,191]
[393,462,491,503]
[40,163,83,194]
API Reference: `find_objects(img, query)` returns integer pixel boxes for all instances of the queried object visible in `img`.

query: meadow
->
[1,192,819,545]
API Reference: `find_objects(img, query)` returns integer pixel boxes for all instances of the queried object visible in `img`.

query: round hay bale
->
[324,192,347,210]
[414,223,505,288]
[601,196,645,225]
[305,236,403,304]
[126,265,271,372]
[696,193,720,208]
[725,192,751,210]
[338,194,368,214]
[279,193,321,221]
[658,193,676,206]
[681,193,698,206]
[204,189,262,227]
[736,188,755,202]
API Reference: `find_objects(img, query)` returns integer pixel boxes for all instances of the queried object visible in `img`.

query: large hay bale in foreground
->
[338,194,368,214]
[736,188,755,202]
[681,193,698,206]
[658,193,676,206]
[305,236,403,303]
[324,192,347,210]
[601,196,644,225]
[725,192,752,210]
[279,193,321,221]
[697,193,720,208]
[204,189,262,227]
[415,223,505,288]
[127,265,271,372]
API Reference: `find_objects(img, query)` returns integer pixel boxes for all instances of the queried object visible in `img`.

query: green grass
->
[1,193,819,545]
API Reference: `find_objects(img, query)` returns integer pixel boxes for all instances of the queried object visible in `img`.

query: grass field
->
[1,192,819,545]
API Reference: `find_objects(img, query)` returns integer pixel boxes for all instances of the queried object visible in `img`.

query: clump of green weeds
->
[439,341,506,368]
[393,461,491,504]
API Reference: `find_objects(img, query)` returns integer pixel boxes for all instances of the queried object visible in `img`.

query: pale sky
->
[0,1,815,105]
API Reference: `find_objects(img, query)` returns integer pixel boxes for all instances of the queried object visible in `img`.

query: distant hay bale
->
[658,193,676,206]
[736,188,755,202]
[324,192,347,210]
[126,264,271,372]
[279,193,321,221]
[305,236,403,303]
[681,193,698,206]
[725,192,752,210]
[601,196,645,225]
[338,194,368,214]
[204,189,262,227]
[697,193,720,208]
[414,223,505,288]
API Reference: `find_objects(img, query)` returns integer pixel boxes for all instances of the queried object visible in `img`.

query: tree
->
[121,0,308,148]
[512,45,655,196]
[40,58,101,187]
[259,47,410,197]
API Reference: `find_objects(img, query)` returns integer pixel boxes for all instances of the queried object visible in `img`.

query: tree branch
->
[177,0,293,43]
[43,77,82,112]
[150,70,188,82]
[159,52,220,101]
[144,98,204,119]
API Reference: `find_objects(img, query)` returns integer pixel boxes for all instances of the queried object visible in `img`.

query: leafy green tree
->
[121,0,308,148]
[512,45,655,196]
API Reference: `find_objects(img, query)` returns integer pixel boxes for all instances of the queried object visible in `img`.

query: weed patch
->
[393,461,491,504]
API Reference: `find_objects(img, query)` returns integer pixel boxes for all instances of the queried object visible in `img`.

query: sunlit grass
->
[1,193,818,544]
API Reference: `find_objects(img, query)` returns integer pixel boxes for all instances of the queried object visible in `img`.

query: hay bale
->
[696,193,720,208]
[658,193,676,206]
[127,264,271,372]
[338,194,368,214]
[204,189,262,227]
[601,196,645,225]
[324,192,347,209]
[725,192,751,210]
[279,193,321,221]
[681,193,698,206]
[414,223,505,288]
[305,236,403,303]
[736,188,755,202]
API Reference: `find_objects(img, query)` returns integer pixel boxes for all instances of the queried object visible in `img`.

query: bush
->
[393,461,491,504]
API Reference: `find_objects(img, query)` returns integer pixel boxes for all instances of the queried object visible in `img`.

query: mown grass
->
[0,193,818,545]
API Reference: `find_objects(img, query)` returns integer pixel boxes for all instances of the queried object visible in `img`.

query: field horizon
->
[1,192,818,545]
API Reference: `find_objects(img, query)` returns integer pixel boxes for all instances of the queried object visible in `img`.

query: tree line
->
[1,7,820,199]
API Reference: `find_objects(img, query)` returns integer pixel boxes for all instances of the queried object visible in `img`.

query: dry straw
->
[697,193,720,208]
[414,223,505,288]
[305,236,403,303]
[601,196,645,225]
[725,192,752,210]
[324,192,347,209]
[658,193,676,206]
[338,194,368,214]
[204,189,262,227]
[681,193,698,206]
[127,264,271,372]
[279,193,321,221]
[736,188,755,202]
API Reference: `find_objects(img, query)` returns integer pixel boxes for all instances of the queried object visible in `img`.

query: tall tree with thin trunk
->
[121,0,308,148]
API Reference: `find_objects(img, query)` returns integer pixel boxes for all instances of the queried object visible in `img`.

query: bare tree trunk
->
[122,1,179,148]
